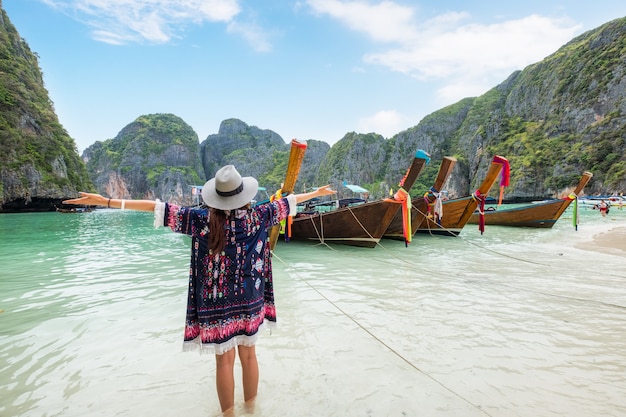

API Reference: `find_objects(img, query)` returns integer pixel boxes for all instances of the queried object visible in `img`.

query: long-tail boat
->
[467,171,593,228]
[56,206,94,213]
[288,150,431,248]
[384,156,457,240]
[269,139,308,250]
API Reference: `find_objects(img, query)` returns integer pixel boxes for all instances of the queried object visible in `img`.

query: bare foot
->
[219,407,235,417]
[243,396,256,414]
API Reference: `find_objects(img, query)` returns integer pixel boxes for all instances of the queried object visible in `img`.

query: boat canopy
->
[344,184,369,193]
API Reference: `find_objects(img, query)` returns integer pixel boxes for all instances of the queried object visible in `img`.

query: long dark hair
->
[208,208,227,254]
[208,203,251,254]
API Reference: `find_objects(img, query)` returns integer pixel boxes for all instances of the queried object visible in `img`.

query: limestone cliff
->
[199,119,330,193]
[0,3,93,212]
[387,17,626,199]
[82,114,204,204]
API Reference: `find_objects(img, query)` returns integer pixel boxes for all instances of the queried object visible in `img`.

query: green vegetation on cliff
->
[487,19,626,193]
[83,113,204,201]
[0,6,93,210]
[389,17,626,198]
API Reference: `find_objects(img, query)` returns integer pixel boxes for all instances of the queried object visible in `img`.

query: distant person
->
[64,165,336,415]
[619,193,624,210]
[598,199,608,217]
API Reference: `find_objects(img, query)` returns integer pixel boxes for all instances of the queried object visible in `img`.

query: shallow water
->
[1,206,625,417]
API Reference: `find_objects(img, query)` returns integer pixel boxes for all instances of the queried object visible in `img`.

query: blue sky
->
[4,1,626,153]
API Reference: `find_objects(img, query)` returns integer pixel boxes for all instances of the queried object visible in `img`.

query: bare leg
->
[215,348,236,413]
[237,345,259,403]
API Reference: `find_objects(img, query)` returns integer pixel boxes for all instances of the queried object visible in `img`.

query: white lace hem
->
[153,199,165,228]
[182,321,277,355]
[287,194,297,217]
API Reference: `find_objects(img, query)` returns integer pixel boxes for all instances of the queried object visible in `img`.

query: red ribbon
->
[473,190,486,235]
[493,156,510,205]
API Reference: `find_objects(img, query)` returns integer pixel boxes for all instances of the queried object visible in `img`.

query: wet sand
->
[579,225,626,254]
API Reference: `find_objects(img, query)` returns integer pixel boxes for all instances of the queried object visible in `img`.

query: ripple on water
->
[1,209,625,416]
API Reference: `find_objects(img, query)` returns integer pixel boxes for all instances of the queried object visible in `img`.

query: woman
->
[598,199,608,217]
[64,165,335,415]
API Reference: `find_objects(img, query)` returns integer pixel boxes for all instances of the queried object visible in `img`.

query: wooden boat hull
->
[415,196,478,235]
[467,171,593,228]
[289,150,430,247]
[290,200,400,248]
[467,200,572,228]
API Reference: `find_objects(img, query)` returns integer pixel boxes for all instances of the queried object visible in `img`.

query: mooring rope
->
[272,233,625,417]
[291,202,626,303]
[358,204,624,290]
[299,202,553,269]
[346,206,377,242]
[300,204,391,250]
[493,281,626,310]
[408,203,563,267]
[272,251,496,417]
[302,212,337,250]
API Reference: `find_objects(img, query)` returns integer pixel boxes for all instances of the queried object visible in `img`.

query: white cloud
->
[358,109,405,138]
[227,21,272,53]
[307,0,418,42]
[382,14,580,103]
[42,0,242,44]
[367,14,580,78]
[307,1,582,104]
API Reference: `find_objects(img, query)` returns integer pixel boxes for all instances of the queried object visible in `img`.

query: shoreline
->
[577,224,626,254]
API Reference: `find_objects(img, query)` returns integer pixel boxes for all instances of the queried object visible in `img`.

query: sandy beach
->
[578,225,626,254]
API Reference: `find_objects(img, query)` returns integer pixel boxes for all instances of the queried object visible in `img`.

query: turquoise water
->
[1,206,625,417]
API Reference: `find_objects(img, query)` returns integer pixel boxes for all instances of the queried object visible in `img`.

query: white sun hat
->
[201,165,259,210]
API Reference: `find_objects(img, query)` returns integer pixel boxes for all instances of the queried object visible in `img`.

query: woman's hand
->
[295,185,335,204]
[63,192,107,207]
[314,185,336,198]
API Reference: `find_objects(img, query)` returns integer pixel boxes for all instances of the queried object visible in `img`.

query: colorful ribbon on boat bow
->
[472,189,487,235]
[425,187,443,225]
[493,155,510,205]
[270,188,293,242]
[568,193,579,231]
[385,187,412,245]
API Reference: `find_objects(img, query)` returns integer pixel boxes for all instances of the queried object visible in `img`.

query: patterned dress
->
[156,196,295,354]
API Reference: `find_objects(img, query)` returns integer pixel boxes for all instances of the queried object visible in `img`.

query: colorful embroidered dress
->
[156,196,295,354]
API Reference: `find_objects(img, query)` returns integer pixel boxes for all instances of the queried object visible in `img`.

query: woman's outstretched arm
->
[294,185,336,204]
[64,185,336,212]
[63,192,156,212]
